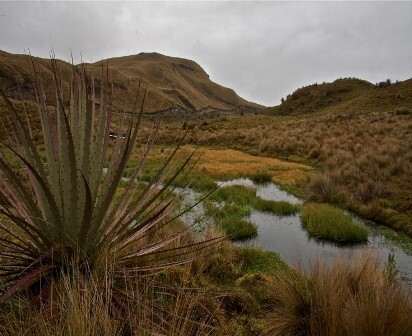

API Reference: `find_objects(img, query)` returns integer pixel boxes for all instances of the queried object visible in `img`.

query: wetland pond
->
[178,178,412,283]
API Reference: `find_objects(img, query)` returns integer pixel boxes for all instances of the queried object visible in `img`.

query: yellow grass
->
[143,146,313,185]
[195,147,312,184]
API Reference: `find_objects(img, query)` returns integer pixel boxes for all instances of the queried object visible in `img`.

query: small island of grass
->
[301,203,368,243]
[205,185,300,240]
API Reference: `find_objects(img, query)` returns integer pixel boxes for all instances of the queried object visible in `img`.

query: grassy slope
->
[150,78,412,235]
[1,54,410,234]
[0,50,263,113]
[268,78,375,116]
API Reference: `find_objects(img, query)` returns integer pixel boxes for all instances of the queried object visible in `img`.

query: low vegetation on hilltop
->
[269,77,375,116]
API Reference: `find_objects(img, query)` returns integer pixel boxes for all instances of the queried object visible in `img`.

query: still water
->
[179,178,412,283]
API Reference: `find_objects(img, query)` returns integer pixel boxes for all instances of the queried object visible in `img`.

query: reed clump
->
[265,253,412,336]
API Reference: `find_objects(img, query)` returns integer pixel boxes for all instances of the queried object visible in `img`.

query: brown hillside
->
[266,78,412,116]
[0,50,263,113]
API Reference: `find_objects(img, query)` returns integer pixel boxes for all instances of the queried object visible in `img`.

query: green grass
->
[236,247,289,275]
[378,225,412,256]
[171,174,218,193]
[209,185,257,206]
[210,185,298,216]
[209,202,252,220]
[251,171,272,184]
[253,199,300,216]
[219,216,257,240]
[301,203,368,243]
[204,200,256,240]
[205,185,299,240]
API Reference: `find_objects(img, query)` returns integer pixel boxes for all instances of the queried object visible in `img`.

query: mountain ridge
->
[0,50,264,114]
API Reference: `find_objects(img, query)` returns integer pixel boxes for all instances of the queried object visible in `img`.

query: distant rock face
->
[0,50,264,114]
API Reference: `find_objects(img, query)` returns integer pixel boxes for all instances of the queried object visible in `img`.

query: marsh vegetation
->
[301,203,368,243]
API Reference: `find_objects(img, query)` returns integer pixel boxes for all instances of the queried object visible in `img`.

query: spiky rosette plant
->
[0,57,220,302]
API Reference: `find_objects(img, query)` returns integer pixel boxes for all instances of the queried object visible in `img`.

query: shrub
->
[300,203,368,243]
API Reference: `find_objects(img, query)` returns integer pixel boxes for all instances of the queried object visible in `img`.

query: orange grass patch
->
[181,146,312,184]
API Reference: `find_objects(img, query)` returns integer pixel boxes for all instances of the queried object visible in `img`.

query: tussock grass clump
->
[196,243,290,285]
[204,200,256,240]
[266,253,412,336]
[301,203,368,243]
[251,170,272,184]
[187,175,218,193]
[307,173,343,204]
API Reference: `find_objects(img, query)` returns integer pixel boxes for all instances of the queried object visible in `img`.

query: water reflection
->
[241,211,412,283]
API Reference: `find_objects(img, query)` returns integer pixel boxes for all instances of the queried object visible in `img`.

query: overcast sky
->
[0,1,411,106]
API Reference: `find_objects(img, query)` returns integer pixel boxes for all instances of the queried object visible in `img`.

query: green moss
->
[301,203,368,243]
[235,273,276,304]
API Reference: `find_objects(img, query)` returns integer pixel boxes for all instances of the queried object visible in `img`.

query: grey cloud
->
[0,1,411,106]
